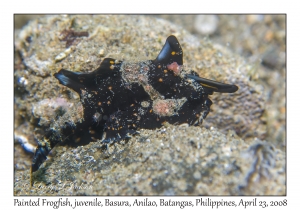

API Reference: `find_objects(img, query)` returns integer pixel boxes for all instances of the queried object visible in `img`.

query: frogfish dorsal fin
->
[154,35,183,65]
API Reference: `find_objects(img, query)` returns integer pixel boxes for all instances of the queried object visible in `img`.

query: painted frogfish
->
[31,35,238,176]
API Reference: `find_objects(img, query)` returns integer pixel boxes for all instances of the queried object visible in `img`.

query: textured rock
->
[15,125,285,195]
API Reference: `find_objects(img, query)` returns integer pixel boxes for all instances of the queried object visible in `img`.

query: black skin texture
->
[31,35,238,174]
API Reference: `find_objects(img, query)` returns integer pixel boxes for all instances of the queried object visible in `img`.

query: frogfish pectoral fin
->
[31,143,50,173]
